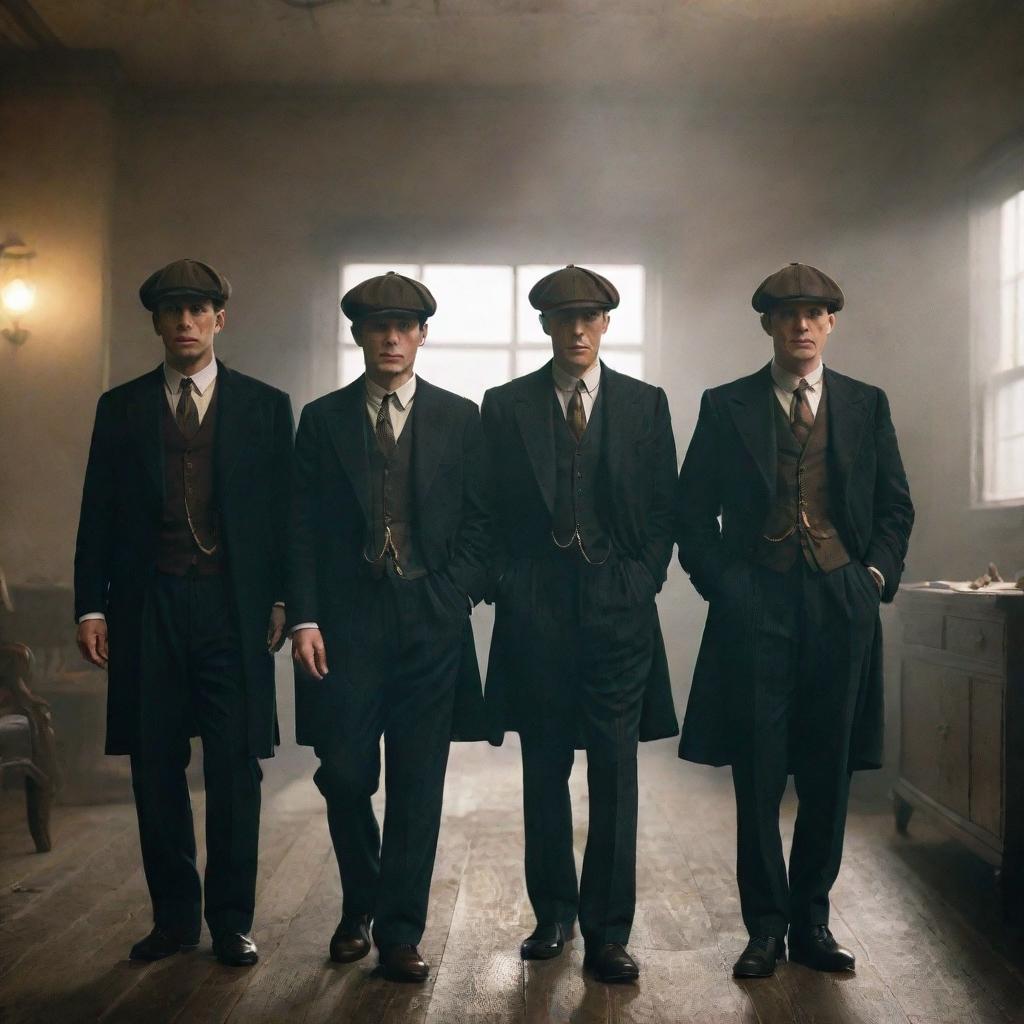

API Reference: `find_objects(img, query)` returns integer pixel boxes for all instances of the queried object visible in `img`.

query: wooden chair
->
[0,570,60,852]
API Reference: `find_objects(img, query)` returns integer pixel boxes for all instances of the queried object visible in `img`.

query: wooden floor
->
[2,736,1023,1024]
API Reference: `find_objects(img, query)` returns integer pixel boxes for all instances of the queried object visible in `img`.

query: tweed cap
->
[139,259,231,311]
[528,265,620,313]
[751,263,844,313]
[341,271,437,323]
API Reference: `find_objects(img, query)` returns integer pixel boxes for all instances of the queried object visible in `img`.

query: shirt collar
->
[164,356,218,396]
[552,359,602,395]
[770,358,824,394]
[365,373,417,411]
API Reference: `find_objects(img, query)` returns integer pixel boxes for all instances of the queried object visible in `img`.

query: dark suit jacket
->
[74,361,295,758]
[481,360,680,746]
[287,374,490,747]
[676,363,914,769]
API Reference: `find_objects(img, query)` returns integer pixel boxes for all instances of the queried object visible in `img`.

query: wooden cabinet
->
[893,587,1024,920]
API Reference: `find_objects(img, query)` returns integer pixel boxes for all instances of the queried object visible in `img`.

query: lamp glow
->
[1,278,35,317]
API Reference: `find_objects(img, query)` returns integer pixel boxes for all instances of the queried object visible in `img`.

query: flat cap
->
[341,271,437,322]
[529,265,620,313]
[751,263,844,313]
[139,259,231,311]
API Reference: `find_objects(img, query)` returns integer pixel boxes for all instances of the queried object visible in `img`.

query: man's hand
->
[292,627,329,680]
[77,619,109,669]
[267,605,287,653]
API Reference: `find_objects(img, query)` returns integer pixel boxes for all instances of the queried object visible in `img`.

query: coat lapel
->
[513,363,556,514]
[215,361,258,494]
[324,376,372,525]
[824,367,869,498]
[126,366,166,499]
[725,364,777,497]
[412,378,454,510]
[595,363,630,479]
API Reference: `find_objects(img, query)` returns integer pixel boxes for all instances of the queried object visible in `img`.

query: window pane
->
[421,265,513,344]
[996,375,1024,439]
[341,263,420,298]
[599,349,645,380]
[995,434,1024,501]
[590,265,645,345]
[1018,277,1024,368]
[1001,195,1017,283]
[413,347,510,406]
[1018,192,1024,273]
[516,265,562,343]
[1001,282,1016,371]
[339,345,365,387]
[515,346,552,376]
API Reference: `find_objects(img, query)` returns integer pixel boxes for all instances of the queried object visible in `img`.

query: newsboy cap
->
[341,271,437,323]
[139,259,231,311]
[528,265,620,313]
[751,263,844,313]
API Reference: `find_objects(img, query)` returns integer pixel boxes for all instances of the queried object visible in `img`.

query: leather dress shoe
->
[733,936,786,978]
[788,925,855,972]
[584,943,640,983]
[129,926,199,962]
[520,922,567,960]
[212,932,259,967]
[379,944,429,982]
[330,914,372,964]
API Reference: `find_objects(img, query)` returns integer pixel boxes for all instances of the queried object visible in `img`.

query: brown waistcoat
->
[755,384,851,574]
[157,386,225,575]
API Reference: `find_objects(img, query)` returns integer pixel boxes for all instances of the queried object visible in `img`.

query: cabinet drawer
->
[902,611,943,649]
[945,616,1004,667]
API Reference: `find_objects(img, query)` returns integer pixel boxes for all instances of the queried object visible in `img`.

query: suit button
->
[577,471,583,479]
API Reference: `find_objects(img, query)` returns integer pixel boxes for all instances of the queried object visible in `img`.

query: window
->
[973,168,1024,505]
[339,262,647,406]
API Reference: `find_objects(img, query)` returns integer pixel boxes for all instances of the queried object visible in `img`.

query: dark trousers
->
[515,555,653,947]
[312,572,464,947]
[131,573,261,941]
[731,560,879,939]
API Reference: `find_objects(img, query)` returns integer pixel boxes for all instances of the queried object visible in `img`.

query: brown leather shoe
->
[330,914,372,964]
[379,943,429,982]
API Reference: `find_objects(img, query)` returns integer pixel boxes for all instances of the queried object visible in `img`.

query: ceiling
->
[2,0,1008,99]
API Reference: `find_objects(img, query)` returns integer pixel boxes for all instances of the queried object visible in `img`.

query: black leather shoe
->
[789,926,855,972]
[733,936,786,978]
[379,944,429,982]
[584,943,640,983]
[520,922,567,960]
[212,932,259,967]
[330,914,372,964]
[129,927,199,962]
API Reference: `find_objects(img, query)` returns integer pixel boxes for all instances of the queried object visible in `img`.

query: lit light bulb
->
[1,278,36,316]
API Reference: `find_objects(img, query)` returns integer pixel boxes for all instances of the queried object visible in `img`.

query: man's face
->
[153,297,223,368]
[542,307,609,376]
[766,301,834,373]
[354,316,426,384]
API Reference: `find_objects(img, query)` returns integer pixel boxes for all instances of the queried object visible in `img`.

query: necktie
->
[176,378,200,439]
[567,380,587,443]
[790,378,814,446]
[376,393,396,455]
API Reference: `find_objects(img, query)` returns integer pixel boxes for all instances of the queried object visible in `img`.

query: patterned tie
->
[567,379,587,443]
[176,378,200,439]
[790,378,814,446]
[375,393,397,455]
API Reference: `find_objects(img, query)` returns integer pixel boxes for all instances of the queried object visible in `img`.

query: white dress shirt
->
[770,358,823,420]
[552,360,601,421]
[365,374,416,440]
[79,358,221,624]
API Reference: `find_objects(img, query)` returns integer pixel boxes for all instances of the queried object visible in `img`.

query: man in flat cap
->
[74,258,294,966]
[675,263,914,977]
[482,265,678,982]
[288,271,489,982]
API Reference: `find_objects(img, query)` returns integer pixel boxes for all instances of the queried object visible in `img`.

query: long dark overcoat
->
[74,361,294,758]
[287,375,490,747]
[676,363,914,770]
[481,361,680,746]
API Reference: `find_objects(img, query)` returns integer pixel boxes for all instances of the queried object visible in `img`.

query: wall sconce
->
[1,237,37,347]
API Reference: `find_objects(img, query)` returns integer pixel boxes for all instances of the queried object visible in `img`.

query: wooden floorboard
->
[2,739,1023,1023]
